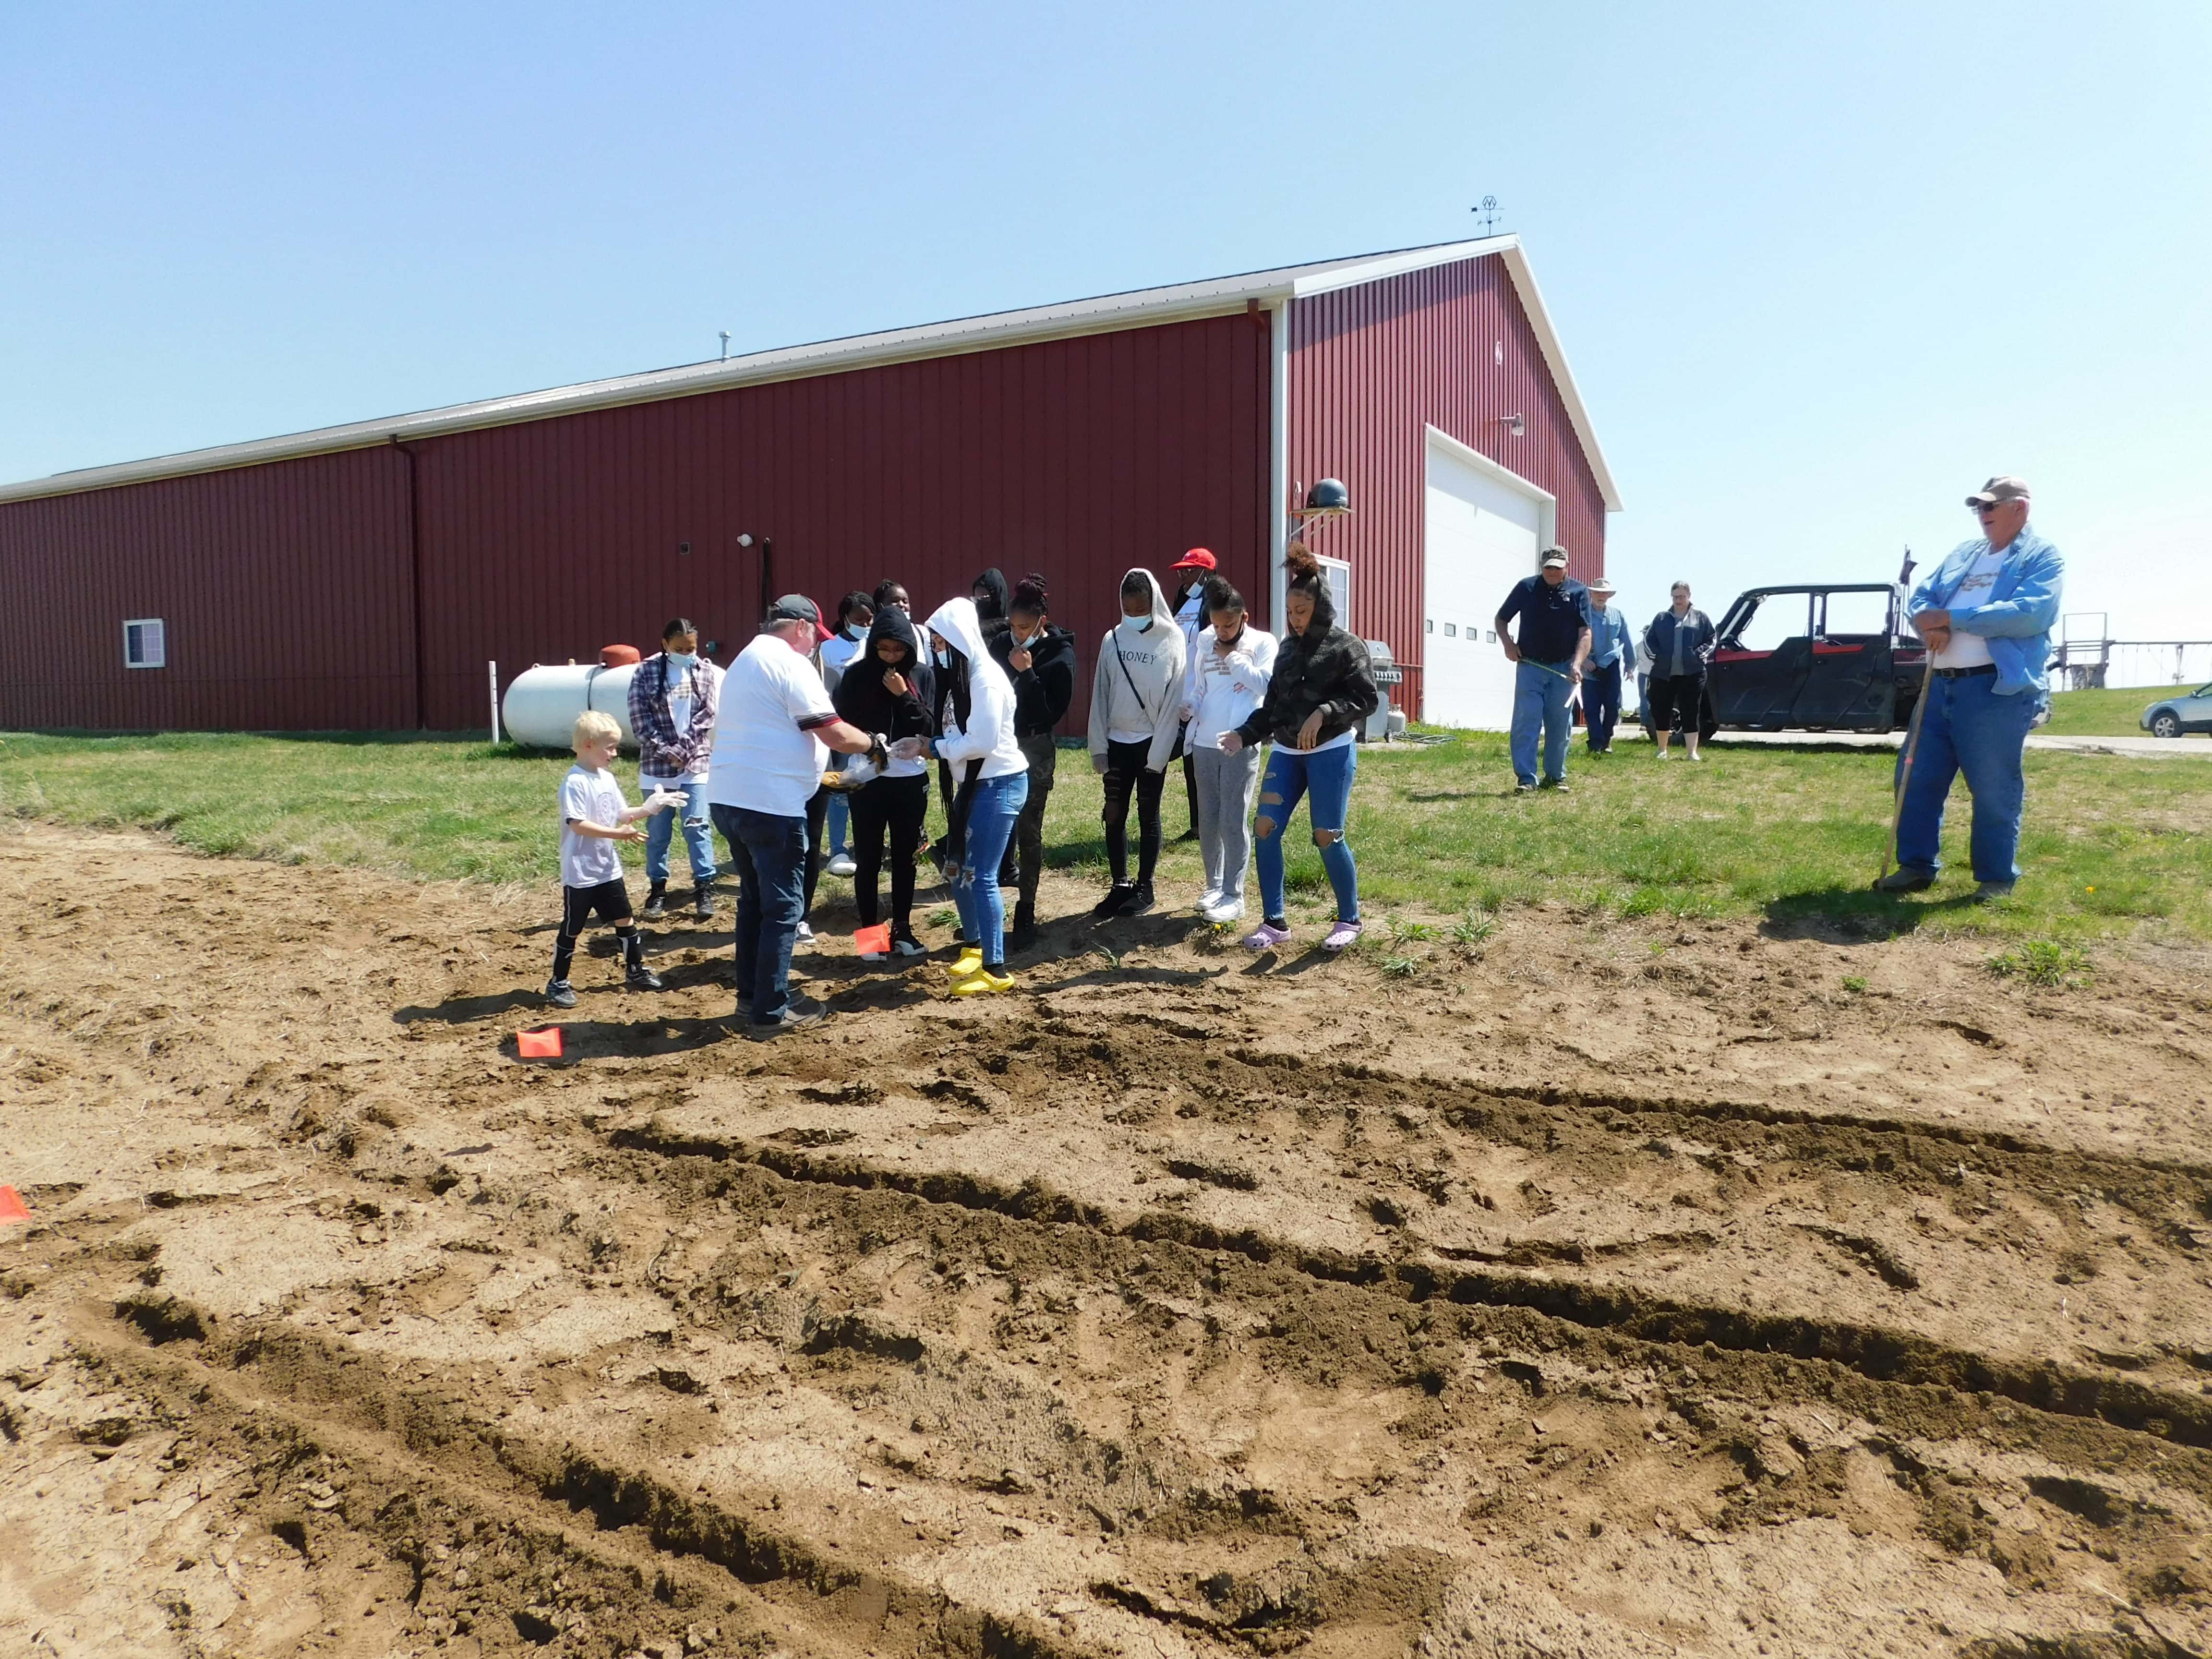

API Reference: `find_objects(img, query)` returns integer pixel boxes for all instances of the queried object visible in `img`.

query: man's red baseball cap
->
[1171,547,1217,572]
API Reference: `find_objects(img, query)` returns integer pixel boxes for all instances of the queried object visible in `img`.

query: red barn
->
[0,236,1618,735]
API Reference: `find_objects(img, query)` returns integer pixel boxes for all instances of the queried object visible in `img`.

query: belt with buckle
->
[1930,663,1997,679]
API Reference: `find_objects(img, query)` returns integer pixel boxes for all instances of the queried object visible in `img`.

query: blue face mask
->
[664,651,696,672]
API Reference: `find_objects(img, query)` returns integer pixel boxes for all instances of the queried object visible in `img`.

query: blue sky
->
[4,0,2207,649]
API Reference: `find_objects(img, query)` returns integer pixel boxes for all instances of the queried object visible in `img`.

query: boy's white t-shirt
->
[1929,549,2005,670]
[706,634,838,819]
[559,764,629,888]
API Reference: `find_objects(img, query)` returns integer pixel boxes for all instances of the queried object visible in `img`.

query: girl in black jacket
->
[988,573,1079,950]
[1224,545,1379,953]
[831,605,936,957]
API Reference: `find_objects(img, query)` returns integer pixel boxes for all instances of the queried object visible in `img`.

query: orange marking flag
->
[853,923,892,957]
[0,1185,30,1226]
[516,1026,564,1058]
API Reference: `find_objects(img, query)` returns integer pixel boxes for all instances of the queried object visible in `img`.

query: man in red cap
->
[1166,548,1217,840]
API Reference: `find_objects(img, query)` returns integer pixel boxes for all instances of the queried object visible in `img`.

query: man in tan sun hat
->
[1582,575,1633,754]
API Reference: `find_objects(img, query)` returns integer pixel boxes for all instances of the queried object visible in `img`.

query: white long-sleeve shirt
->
[1182,624,1279,749]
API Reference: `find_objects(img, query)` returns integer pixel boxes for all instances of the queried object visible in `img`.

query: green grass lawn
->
[2042,685,2205,737]
[3,728,2207,941]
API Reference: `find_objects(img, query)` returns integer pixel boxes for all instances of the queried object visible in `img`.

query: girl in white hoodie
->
[1085,568,1185,917]
[907,598,1029,994]
[1179,580,1277,923]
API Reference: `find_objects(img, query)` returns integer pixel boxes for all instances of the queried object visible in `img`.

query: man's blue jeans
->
[1583,661,1622,751]
[1253,741,1359,924]
[710,803,809,1023]
[643,780,717,886]
[1894,672,2038,885]
[1510,659,1576,784]
[952,771,1029,966]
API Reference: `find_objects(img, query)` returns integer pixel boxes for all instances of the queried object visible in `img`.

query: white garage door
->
[1422,431,1553,730]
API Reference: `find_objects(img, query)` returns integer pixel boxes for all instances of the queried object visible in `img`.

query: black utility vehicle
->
[1707,583,1928,733]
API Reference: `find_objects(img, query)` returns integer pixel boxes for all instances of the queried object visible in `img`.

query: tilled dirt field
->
[4,822,2212,1659]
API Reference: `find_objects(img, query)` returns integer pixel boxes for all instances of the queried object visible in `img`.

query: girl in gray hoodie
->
[1085,568,1186,916]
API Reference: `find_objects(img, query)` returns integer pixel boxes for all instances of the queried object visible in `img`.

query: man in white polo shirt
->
[707,596,886,1038]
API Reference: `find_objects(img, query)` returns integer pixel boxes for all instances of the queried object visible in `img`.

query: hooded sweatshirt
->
[1088,568,1186,771]
[989,617,1078,738]
[1233,576,1380,752]
[831,605,935,778]
[922,598,1027,781]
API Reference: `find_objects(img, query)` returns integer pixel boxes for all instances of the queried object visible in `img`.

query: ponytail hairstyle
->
[1010,572,1050,617]
[1202,577,1245,615]
[1284,542,1322,595]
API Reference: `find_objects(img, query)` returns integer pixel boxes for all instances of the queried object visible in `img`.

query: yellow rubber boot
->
[945,947,983,981]
[951,966,1014,996]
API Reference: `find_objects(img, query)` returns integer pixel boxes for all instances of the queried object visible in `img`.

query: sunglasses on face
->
[1972,502,2005,516]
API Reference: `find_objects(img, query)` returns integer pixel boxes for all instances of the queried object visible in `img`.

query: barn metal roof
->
[0,235,1618,509]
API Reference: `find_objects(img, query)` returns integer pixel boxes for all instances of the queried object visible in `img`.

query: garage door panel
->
[1423,439,1544,731]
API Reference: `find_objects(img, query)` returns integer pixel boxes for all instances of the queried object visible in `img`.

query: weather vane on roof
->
[1470,195,1502,235]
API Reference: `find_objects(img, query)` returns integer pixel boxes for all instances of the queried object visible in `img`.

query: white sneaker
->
[1203,897,1246,924]
[1656,749,1674,761]
[1196,889,1221,914]
[794,921,816,946]
[1688,750,1705,763]
[826,853,856,877]
[891,936,927,958]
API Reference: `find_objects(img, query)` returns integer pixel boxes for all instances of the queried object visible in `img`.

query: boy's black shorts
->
[560,879,633,936]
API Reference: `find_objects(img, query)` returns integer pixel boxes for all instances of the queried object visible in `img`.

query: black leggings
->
[1101,738,1165,885]
[1648,673,1707,737]
[848,773,928,933]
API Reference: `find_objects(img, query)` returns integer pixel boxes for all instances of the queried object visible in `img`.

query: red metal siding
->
[0,450,415,730]
[408,312,1272,733]
[1288,254,1608,720]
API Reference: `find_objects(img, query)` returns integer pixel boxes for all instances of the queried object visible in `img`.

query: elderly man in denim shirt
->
[1877,476,2063,902]
[1581,576,1633,754]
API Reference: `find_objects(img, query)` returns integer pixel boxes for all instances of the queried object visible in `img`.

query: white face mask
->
[934,647,950,668]
[1117,611,1154,638]
[664,651,695,672]
[844,622,866,641]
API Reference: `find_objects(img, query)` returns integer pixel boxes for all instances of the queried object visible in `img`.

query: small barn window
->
[1443,624,1457,638]
[1425,618,1434,634]
[124,618,167,669]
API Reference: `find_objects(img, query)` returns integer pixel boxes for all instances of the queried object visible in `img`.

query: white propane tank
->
[501,663,640,750]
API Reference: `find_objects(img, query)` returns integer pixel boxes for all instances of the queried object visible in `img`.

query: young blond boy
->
[547,711,674,1008]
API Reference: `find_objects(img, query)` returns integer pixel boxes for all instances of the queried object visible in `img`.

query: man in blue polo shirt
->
[1877,476,2063,902]
[1496,548,1594,792]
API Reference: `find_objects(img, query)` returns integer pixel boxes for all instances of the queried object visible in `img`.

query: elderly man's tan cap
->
[1965,475,2031,507]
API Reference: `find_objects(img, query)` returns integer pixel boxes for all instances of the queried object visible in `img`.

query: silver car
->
[2141,682,2212,738]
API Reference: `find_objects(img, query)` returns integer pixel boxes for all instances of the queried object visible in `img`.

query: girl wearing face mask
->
[817,591,876,878]
[987,573,1077,951]
[628,616,723,922]
[831,605,935,957]
[1180,579,1276,925]
[1223,545,1379,953]
[1085,569,1186,917]
[903,599,1029,993]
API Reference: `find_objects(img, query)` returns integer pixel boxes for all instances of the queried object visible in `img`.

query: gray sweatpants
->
[1192,743,1263,904]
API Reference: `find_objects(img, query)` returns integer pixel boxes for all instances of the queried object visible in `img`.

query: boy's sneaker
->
[1322,918,1364,952]
[1241,921,1292,951]
[544,979,578,1009]
[641,884,668,921]
[745,998,827,1041]
[827,852,857,878]
[891,932,927,958]
[692,884,716,920]
[626,963,665,991]
[1091,882,1136,918]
